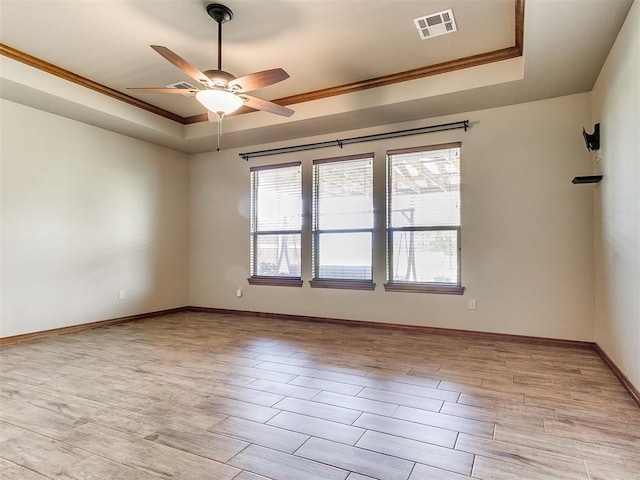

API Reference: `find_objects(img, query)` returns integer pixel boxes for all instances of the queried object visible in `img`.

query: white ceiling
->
[0,0,634,153]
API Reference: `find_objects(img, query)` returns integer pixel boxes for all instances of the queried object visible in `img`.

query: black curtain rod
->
[239,120,469,161]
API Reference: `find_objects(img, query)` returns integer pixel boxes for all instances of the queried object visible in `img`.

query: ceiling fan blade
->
[150,45,212,87]
[229,68,290,92]
[242,94,294,117]
[127,87,199,94]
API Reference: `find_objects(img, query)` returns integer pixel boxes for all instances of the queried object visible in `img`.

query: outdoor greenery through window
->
[386,143,463,294]
[311,154,374,288]
[249,162,302,286]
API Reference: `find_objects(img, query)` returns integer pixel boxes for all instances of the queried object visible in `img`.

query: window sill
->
[383,282,465,295]
[309,279,376,291]
[248,277,303,287]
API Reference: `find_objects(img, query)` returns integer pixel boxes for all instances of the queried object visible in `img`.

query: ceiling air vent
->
[414,9,457,40]
[165,81,197,96]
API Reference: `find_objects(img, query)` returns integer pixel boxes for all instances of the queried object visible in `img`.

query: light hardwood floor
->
[0,311,638,480]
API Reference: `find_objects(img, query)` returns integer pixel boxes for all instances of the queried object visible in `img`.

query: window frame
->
[384,143,464,295]
[248,161,303,287]
[310,153,376,291]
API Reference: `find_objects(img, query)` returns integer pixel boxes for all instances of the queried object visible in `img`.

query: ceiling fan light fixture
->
[196,89,243,114]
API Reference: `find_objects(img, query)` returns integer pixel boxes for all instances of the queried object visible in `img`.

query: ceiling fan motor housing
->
[204,69,237,88]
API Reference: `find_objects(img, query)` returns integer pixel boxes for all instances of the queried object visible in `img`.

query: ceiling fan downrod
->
[206,3,233,72]
[205,3,234,151]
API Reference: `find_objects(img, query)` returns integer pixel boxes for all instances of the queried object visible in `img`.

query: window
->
[310,154,375,290]
[249,162,302,286]
[385,143,463,294]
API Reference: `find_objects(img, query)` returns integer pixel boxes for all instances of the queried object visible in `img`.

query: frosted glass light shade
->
[196,89,243,114]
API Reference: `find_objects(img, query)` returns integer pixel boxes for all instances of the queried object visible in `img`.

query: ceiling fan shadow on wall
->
[128,3,294,150]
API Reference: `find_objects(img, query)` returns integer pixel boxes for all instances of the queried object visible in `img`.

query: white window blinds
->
[387,144,461,285]
[313,154,374,281]
[250,163,302,278]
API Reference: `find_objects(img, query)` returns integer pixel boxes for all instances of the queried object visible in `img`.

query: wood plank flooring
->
[0,311,638,480]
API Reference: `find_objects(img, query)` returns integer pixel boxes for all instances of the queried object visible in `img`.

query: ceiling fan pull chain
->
[216,112,224,151]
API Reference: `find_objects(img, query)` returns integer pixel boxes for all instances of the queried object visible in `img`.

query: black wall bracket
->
[583,123,600,151]
[572,175,603,184]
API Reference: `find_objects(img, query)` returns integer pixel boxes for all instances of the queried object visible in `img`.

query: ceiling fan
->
[128,3,294,149]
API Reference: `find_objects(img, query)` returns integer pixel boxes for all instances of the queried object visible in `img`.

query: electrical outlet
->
[118,290,125,300]
[468,299,476,310]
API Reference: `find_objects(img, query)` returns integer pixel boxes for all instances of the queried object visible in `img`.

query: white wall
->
[591,1,640,389]
[189,93,595,341]
[0,100,190,337]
